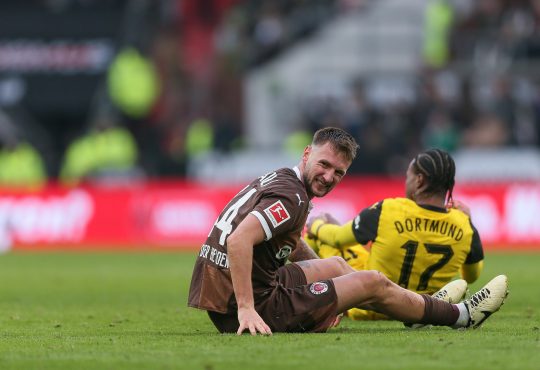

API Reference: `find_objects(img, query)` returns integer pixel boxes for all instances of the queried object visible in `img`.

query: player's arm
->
[309,220,357,249]
[461,260,483,284]
[461,222,484,284]
[227,214,272,335]
[309,202,382,250]
[289,238,320,262]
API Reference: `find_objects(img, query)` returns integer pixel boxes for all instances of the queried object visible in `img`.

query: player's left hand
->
[329,313,344,328]
[237,307,273,336]
[306,213,340,238]
[447,199,472,217]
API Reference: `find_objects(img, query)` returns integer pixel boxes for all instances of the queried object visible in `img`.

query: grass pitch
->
[0,251,539,370]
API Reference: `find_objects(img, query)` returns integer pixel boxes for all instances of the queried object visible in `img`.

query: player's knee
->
[328,256,353,275]
[360,270,392,298]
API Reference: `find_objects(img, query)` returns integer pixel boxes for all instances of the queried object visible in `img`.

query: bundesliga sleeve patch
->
[309,282,329,295]
[263,200,291,228]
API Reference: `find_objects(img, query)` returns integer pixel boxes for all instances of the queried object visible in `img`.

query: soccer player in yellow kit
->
[306,149,484,320]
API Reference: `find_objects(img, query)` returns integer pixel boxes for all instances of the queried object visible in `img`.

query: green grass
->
[0,251,539,370]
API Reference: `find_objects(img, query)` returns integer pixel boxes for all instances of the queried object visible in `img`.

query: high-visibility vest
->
[423,0,454,68]
[185,118,214,157]
[61,127,137,184]
[0,142,46,189]
[108,48,159,118]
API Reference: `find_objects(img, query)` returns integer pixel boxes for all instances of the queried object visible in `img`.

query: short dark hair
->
[312,127,359,162]
[412,148,456,203]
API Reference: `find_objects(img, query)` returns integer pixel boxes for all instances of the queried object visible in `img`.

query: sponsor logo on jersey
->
[275,245,292,260]
[264,200,291,227]
[309,282,329,295]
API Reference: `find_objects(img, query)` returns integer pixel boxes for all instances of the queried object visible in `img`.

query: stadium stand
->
[0,0,539,183]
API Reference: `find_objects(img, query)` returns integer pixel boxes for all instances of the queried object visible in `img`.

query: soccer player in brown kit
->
[188,127,508,335]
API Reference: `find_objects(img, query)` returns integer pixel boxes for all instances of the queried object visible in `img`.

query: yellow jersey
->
[311,239,370,271]
[353,198,484,294]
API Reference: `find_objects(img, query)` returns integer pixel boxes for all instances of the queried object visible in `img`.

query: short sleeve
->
[250,191,306,241]
[352,201,383,244]
[465,222,484,264]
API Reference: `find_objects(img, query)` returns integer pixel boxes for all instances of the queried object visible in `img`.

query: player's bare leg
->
[333,270,432,323]
[332,272,508,328]
[295,256,355,283]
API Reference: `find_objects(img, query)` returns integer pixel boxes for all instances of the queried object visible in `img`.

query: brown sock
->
[419,294,459,326]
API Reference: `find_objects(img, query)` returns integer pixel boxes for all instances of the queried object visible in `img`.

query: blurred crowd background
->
[1,0,540,188]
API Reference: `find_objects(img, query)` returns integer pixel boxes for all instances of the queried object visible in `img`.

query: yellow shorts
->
[315,242,370,271]
[346,308,389,321]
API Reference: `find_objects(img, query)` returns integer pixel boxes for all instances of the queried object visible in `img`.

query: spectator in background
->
[283,129,312,157]
[489,77,517,130]
[452,0,505,61]
[423,0,454,69]
[60,118,139,186]
[0,137,46,191]
[350,122,388,174]
[0,110,46,190]
[107,44,170,177]
[250,1,286,64]
[185,117,214,159]
[522,0,540,58]
[212,102,243,153]
[342,80,374,138]
[8,0,540,180]
[483,75,539,147]
[107,47,159,120]
[421,107,460,152]
[461,113,510,148]
[148,24,192,176]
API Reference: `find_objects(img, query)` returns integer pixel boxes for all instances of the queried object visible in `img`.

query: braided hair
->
[412,149,456,204]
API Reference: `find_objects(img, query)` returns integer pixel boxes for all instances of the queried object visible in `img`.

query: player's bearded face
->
[302,143,350,198]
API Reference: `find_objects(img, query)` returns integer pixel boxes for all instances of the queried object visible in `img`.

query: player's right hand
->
[237,307,272,336]
[306,213,340,238]
[330,313,344,328]
[306,217,324,238]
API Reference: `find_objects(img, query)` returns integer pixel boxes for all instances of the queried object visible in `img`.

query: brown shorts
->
[208,263,338,333]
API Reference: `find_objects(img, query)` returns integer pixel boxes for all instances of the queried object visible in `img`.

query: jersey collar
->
[292,166,314,211]
[293,166,302,181]
[417,203,448,213]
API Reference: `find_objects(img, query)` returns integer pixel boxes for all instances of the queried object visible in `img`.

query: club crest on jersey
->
[264,200,290,227]
[275,245,292,260]
[309,282,329,295]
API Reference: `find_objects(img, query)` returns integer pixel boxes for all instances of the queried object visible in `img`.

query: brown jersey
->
[188,167,311,314]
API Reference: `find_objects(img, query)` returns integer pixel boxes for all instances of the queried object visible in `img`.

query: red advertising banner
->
[1,178,539,251]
